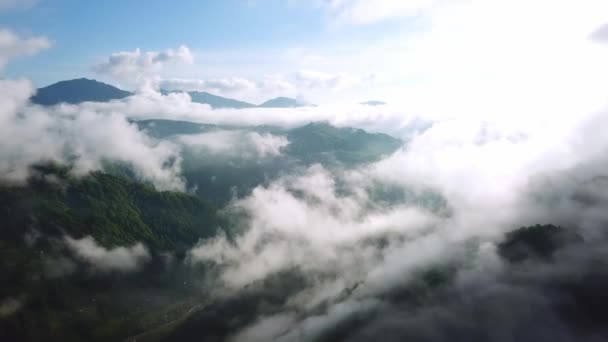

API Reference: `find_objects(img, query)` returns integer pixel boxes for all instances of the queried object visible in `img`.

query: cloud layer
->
[182,103,608,340]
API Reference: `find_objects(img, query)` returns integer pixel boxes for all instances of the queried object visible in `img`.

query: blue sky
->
[0,0,433,103]
[1,1,402,86]
[1,0,607,105]
[2,1,315,84]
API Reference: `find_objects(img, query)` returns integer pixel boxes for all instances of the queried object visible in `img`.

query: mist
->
[1,1,608,341]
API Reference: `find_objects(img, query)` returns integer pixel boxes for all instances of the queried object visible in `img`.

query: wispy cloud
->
[160,77,257,93]
[0,28,50,69]
[93,46,194,87]
[178,130,288,159]
[322,0,437,25]
[64,235,151,273]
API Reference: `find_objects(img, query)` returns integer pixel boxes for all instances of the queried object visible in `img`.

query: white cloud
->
[178,130,288,158]
[293,69,374,90]
[0,79,184,190]
[160,77,256,93]
[157,70,370,100]
[591,22,608,43]
[323,0,437,25]
[0,28,50,69]
[188,165,439,289]
[192,100,608,339]
[93,46,194,86]
[64,236,150,273]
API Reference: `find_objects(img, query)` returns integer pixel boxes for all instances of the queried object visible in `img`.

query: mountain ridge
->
[31,78,310,108]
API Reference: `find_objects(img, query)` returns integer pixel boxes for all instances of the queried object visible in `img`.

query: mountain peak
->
[187,91,255,109]
[258,97,307,108]
[30,78,132,105]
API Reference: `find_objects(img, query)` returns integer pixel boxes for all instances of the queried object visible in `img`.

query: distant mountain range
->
[134,119,403,204]
[30,78,310,109]
[258,96,303,108]
[135,119,402,168]
[187,91,256,109]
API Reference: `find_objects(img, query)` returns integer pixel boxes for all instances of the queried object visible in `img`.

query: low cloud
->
[82,87,426,137]
[0,78,184,190]
[178,130,288,159]
[2,1,608,339]
[64,236,150,273]
[188,164,440,289]
[184,98,608,339]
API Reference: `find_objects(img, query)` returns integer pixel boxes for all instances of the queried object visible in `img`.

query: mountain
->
[360,100,386,106]
[187,91,255,109]
[0,164,223,341]
[285,121,402,165]
[257,97,305,108]
[30,78,132,105]
[30,78,310,109]
[0,164,221,252]
[133,119,403,204]
[188,94,314,109]
[162,90,255,109]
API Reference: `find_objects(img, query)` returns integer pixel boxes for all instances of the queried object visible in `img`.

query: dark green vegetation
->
[285,122,402,165]
[30,78,132,105]
[1,160,607,341]
[0,164,223,342]
[134,119,403,166]
[498,224,582,263]
[2,98,605,340]
[0,164,221,251]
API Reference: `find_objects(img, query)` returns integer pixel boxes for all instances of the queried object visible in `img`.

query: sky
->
[1,0,608,105]
[1,0,415,103]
